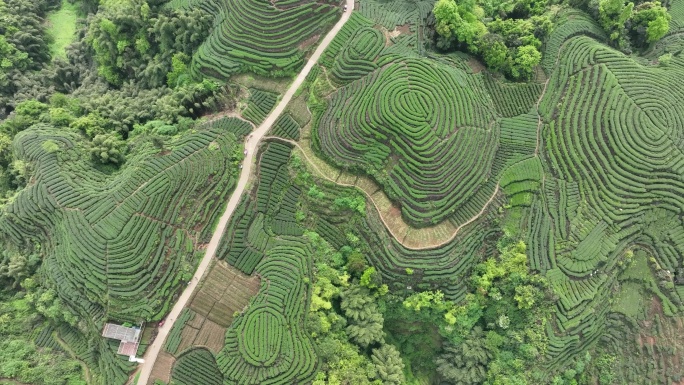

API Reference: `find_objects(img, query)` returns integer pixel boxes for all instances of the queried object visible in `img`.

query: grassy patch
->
[612,282,645,319]
[47,0,80,59]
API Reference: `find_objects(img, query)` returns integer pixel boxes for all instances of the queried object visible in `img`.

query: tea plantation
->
[3,0,684,383]
[167,0,340,78]
[0,118,249,384]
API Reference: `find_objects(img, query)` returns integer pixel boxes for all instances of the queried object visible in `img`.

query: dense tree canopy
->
[432,0,550,79]
[432,0,671,77]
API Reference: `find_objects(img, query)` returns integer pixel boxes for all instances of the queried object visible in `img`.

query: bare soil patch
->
[148,352,175,385]
[299,34,320,52]
[467,57,486,74]
[396,23,411,35]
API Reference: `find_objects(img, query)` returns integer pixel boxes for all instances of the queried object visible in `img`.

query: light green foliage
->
[512,45,542,79]
[334,195,366,215]
[0,35,30,87]
[40,140,59,154]
[360,266,381,289]
[90,132,126,164]
[432,0,552,78]
[308,186,326,199]
[166,52,190,88]
[433,0,487,49]
[630,1,670,42]
[47,0,79,59]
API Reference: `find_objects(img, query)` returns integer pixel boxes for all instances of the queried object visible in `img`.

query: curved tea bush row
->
[170,0,339,78]
[218,141,302,274]
[0,118,249,384]
[483,74,543,118]
[358,0,432,29]
[319,13,375,68]
[330,27,384,84]
[243,89,278,125]
[353,198,502,300]
[316,58,498,225]
[216,240,317,384]
[540,9,607,74]
[527,34,684,372]
[496,157,541,208]
[171,348,224,385]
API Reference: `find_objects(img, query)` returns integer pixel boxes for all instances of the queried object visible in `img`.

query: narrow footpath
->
[135,1,354,383]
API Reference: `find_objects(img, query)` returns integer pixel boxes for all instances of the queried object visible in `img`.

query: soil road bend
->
[135,1,354,383]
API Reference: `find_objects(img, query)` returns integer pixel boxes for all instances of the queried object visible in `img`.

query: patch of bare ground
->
[148,352,175,385]
[173,313,227,355]
[299,34,320,52]
[638,297,684,381]
[378,26,395,47]
[396,23,411,35]
[467,57,486,74]
[231,74,290,95]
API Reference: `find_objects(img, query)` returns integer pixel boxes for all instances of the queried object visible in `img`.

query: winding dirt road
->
[135,2,354,383]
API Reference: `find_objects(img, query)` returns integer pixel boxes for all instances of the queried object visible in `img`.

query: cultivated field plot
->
[0,117,250,384]
[188,260,260,327]
[167,0,340,79]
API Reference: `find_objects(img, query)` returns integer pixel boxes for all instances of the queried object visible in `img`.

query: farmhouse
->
[102,323,144,362]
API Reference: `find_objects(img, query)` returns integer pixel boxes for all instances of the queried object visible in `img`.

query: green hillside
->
[1,0,684,384]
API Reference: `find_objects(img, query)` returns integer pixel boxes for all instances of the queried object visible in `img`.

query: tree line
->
[431,0,671,79]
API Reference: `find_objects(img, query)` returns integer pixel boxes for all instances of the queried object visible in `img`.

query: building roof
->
[117,341,139,356]
[102,323,140,342]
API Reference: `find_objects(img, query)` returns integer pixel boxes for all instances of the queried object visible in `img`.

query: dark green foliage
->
[432,0,550,79]
[371,344,406,385]
[341,286,385,348]
[436,327,492,385]
[85,0,212,87]
[0,0,58,112]
[171,348,223,385]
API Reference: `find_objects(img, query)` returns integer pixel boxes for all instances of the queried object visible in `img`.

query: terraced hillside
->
[168,0,340,79]
[297,3,684,383]
[0,118,249,384]
[317,58,498,226]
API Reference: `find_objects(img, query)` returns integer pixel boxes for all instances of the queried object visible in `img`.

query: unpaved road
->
[135,2,354,384]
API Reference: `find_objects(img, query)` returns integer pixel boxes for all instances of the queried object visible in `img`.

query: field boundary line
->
[264,136,500,250]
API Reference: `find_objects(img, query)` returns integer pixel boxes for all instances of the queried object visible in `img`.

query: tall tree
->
[371,344,406,385]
